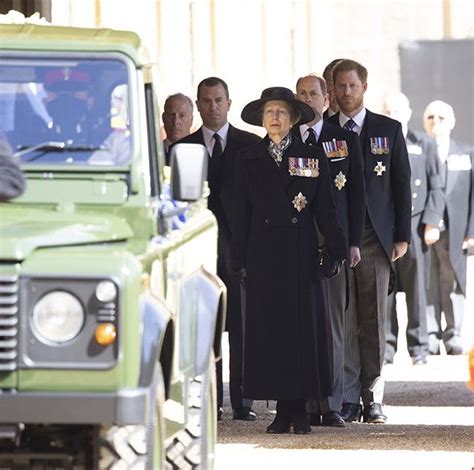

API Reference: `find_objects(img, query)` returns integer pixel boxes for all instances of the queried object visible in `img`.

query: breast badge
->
[292,192,308,212]
[288,157,319,177]
[334,171,347,190]
[374,161,386,176]
[370,137,390,155]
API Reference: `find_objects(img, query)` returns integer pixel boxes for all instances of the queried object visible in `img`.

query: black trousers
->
[385,214,429,360]
[426,230,465,352]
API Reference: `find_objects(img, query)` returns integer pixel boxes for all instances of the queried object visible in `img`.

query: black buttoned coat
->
[328,110,412,259]
[231,136,347,400]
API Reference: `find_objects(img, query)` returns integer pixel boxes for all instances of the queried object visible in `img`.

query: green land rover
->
[0,23,226,469]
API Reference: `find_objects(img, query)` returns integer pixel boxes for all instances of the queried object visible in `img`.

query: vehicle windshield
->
[0,56,132,167]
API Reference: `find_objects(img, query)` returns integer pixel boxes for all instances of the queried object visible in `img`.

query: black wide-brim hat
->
[241,86,315,126]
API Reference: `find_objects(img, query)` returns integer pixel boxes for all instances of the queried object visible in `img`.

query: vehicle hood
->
[0,206,133,261]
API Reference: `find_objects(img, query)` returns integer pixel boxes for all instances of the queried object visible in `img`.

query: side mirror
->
[169,143,208,202]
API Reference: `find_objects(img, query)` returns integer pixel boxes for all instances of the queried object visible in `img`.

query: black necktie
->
[344,119,356,131]
[212,133,223,158]
[305,127,317,145]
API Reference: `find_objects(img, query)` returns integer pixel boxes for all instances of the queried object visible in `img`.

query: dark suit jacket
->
[173,124,261,326]
[293,122,366,251]
[328,110,412,260]
[318,122,366,249]
[441,138,474,294]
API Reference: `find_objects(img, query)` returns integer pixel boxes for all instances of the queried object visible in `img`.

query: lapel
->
[248,140,288,201]
[359,111,372,182]
[248,137,319,210]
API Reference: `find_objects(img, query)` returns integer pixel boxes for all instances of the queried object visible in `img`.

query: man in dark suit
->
[162,93,193,165]
[327,59,411,423]
[294,74,366,427]
[174,77,261,420]
[423,100,474,355]
[382,93,444,366]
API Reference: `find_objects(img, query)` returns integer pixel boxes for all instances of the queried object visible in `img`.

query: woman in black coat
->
[231,87,347,434]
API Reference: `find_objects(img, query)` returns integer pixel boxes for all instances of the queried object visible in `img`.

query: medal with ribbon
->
[370,137,390,155]
[288,157,319,177]
[321,139,349,159]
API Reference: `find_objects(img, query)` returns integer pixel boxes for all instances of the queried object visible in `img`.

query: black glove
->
[318,247,344,278]
[324,258,344,278]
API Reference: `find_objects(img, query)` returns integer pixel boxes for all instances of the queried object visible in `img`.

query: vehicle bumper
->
[0,388,149,425]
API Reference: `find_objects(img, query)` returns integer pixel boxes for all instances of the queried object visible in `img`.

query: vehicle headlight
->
[32,291,85,344]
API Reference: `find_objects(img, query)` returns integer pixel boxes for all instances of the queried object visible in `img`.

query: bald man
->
[162,93,194,164]
[382,93,444,365]
[422,100,474,355]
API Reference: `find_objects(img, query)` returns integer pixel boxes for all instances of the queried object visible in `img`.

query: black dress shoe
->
[292,413,311,434]
[307,412,321,426]
[266,414,291,434]
[321,411,345,427]
[446,344,463,355]
[340,403,362,423]
[412,355,428,365]
[363,403,387,424]
[217,407,223,421]
[233,406,257,421]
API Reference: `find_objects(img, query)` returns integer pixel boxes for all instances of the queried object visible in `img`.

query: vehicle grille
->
[0,274,19,371]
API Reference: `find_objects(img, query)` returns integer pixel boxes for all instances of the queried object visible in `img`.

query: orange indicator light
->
[95,323,116,346]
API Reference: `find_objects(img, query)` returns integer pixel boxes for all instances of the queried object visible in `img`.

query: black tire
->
[165,354,216,470]
[98,364,166,470]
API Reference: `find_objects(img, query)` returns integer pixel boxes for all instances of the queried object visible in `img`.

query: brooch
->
[334,171,347,190]
[292,192,308,212]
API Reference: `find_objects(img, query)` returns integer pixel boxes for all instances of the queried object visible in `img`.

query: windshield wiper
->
[15,141,104,162]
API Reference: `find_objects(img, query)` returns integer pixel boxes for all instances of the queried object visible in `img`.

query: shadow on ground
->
[384,381,474,406]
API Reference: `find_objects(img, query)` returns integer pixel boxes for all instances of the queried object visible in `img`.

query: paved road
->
[215,258,474,470]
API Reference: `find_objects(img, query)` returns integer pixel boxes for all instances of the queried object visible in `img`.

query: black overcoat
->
[442,139,474,295]
[174,125,261,329]
[231,136,347,400]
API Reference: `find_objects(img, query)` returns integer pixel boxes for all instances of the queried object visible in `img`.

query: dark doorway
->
[400,39,474,147]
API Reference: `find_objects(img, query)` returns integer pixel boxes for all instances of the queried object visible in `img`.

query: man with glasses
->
[423,100,474,356]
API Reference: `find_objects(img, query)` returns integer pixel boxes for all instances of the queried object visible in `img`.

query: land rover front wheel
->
[98,365,166,469]
[165,354,217,470]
